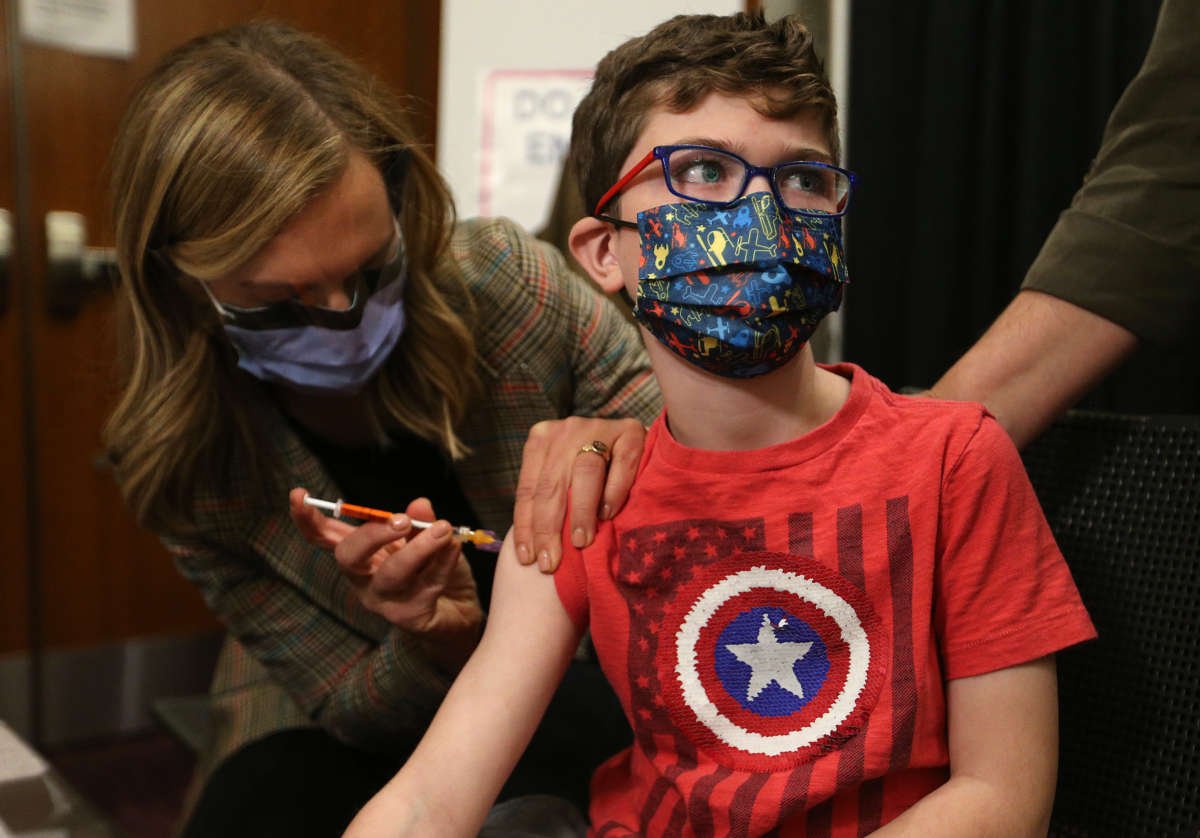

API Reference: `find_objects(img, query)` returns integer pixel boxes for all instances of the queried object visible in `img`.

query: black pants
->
[182,660,630,837]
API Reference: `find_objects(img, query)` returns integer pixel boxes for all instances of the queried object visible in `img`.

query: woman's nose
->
[293,278,355,310]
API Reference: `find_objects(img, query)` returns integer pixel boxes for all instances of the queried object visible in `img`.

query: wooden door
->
[1,2,31,668]
[4,0,440,743]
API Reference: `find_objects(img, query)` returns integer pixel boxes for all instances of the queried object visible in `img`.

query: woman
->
[104,20,658,836]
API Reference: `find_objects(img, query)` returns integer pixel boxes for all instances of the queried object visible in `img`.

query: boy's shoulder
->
[834,363,1012,469]
[833,362,992,426]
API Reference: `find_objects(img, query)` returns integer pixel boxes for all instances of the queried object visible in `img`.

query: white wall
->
[766,0,850,165]
[438,0,740,232]
[762,0,850,361]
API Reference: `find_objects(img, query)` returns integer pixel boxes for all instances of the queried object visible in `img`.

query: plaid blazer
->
[164,218,662,777]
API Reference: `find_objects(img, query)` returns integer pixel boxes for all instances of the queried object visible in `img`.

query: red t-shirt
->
[555,364,1096,837]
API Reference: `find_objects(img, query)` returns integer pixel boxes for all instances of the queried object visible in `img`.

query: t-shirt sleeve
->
[554,512,592,632]
[935,413,1097,680]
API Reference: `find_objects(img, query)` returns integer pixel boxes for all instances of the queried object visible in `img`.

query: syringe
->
[302,495,501,552]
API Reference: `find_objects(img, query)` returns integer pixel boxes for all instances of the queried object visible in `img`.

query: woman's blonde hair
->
[104,20,478,534]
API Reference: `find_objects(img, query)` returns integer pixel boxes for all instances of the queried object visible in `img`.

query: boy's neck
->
[646,339,851,451]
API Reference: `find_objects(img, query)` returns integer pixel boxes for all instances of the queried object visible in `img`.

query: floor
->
[45,730,195,838]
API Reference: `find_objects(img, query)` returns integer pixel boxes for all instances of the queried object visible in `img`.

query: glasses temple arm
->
[592,149,658,216]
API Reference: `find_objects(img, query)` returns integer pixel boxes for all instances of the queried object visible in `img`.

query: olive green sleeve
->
[1022,0,1200,345]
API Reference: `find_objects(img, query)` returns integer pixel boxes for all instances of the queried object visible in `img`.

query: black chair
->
[1021,411,1200,838]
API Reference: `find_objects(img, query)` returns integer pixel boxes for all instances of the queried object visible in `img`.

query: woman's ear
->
[568,216,627,295]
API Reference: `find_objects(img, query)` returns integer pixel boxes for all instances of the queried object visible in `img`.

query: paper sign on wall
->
[19,0,136,59]
[479,69,592,233]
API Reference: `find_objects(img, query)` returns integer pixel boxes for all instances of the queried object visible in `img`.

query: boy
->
[342,13,1095,836]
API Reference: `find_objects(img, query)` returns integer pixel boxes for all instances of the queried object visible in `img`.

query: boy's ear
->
[568,215,626,295]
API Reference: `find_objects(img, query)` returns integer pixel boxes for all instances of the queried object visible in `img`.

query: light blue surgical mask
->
[204,223,408,395]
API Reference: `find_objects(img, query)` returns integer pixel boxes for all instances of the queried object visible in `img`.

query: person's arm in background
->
[931,0,1198,448]
[928,290,1137,449]
[342,532,583,837]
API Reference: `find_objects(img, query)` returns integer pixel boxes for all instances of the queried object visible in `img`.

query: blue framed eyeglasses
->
[593,144,856,227]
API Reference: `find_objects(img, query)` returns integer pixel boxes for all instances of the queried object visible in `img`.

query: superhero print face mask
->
[634,192,848,379]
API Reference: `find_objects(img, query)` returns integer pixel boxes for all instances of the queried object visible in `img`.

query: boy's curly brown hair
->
[570,12,839,215]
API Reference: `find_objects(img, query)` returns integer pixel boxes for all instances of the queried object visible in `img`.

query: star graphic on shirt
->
[725,613,813,702]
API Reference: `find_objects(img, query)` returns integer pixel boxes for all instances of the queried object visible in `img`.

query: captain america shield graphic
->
[662,552,883,770]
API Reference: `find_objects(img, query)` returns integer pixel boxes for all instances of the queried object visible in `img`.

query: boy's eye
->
[671,151,739,188]
[684,160,724,184]
[780,166,829,195]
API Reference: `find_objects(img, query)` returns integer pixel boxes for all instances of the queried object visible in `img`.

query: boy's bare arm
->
[342,533,584,838]
[928,290,1137,449]
[869,656,1059,838]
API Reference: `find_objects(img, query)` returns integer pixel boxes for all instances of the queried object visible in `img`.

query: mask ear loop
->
[195,277,235,322]
[148,244,237,328]
[371,216,406,292]
[393,217,407,269]
[387,216,403,260]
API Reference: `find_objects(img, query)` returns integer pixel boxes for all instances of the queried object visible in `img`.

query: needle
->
[302,494,502,552]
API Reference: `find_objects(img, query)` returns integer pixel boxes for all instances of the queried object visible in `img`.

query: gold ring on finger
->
[577,440,611,464]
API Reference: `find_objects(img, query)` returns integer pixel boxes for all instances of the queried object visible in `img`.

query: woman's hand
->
[289,488,483,655]
[511,417,647,573]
